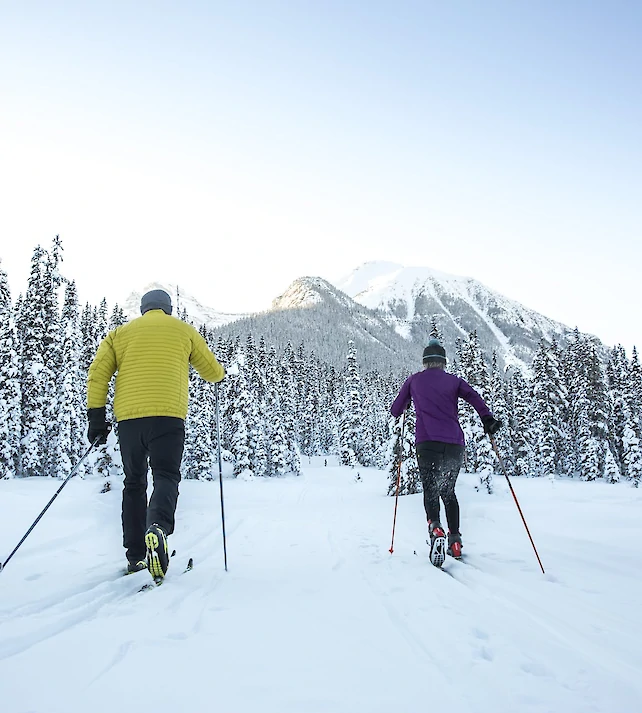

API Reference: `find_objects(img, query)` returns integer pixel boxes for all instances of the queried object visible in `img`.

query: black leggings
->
[416,440,464,534]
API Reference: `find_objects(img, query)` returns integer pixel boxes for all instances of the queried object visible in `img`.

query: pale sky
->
[1,1,640,351]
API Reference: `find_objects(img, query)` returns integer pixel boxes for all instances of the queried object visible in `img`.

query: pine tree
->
[279,350,301,475]
[509,370,534,476]
[243,333,268,476]
[622,416,642,487]
[230,365,253,477]
[386,410,421,495]
[0,263,21,478]
[339,340,363,467]
[429,316,443,342]
[628,347,642,430]
[488,351,513,473]
[41,237,65,477]
[459,331,494,492]
[54,280,85,477]
[606,344,629,478]
[569,339,611,480]
[192,379,216,480]
[603,444,621,484]
[265,346,289,476]
[184,327,217,479]
[18,245,49,477]
[80,302,97,374]
[531,339,567,479]
[97,298,108,339]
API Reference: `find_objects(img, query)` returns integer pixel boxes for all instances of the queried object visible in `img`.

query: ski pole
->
[215,382,228,572]
[489,434,545,574]
[1,437,101,573]
[389,411,406,554]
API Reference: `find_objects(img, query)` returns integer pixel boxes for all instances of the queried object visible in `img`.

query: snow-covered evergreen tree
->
[265,346,289,476]
[459,331,494,492]
[509,369,534,476]
[488,351,513,473]
[279,349,301,476]
[230,364,253,478]
[531,339,567,480]
[54,280,85,478]
[429,316,443,343]
[183,327,218,480]
[628,347,642,430]
[18,245,49,477]
[386,410,420,495]
[603,443,621,484]
[339,340,363,467]
[243,333,268,476]
[41,237,65,477]
[0,264,21,478]
[622,418,642,487]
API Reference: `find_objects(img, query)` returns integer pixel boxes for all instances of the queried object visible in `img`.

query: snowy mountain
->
[122,282,243,329]
[335,261,602,371]
[213,276,418,373]
[120,268,605,374]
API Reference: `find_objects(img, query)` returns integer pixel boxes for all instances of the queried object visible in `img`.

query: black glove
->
[482,415,503,436]
[87,407,111,446]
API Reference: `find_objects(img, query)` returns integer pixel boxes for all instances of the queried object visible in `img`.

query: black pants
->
[118,417,185,562]
[416,440,465,534]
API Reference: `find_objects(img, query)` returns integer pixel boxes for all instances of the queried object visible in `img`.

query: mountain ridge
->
[121,265,605,373]
[336,261,601,370]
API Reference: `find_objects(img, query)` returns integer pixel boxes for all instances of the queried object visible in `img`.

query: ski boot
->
[145,524,170,583]
[126,558,148,575]
[447,532,462,559]
[428,520,447,568]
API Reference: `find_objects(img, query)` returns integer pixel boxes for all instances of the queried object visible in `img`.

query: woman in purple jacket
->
[390,339,502,566]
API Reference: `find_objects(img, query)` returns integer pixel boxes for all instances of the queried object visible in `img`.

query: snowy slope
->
[122,282,243,329]
[335,262,602,370]
[2,467,641,713]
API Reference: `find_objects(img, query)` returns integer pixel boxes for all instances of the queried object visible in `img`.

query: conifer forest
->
[1,239,641,491]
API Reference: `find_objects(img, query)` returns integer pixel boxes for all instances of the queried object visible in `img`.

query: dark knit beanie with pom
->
[422,339,446,364]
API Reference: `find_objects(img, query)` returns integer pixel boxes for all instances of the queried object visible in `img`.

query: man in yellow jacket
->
[87,289,225,581]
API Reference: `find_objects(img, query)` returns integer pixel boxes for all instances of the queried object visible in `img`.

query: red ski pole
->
[489,434,545,574]
[389,412,406,554]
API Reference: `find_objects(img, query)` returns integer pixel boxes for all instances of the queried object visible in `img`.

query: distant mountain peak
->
[272,276,354,311]
[333,261,601,371]
[122,282,243,329]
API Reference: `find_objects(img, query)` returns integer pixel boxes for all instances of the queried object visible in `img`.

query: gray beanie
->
[140,289,172,316]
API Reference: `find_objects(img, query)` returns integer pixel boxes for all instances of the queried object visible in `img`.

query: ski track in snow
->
[1,468,642,713]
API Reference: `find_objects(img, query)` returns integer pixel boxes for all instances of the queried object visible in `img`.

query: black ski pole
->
[215,382,228,572]
[489,433,545,574]
[1,437,101,573]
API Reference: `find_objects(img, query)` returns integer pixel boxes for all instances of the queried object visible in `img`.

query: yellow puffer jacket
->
[87,310,225,421]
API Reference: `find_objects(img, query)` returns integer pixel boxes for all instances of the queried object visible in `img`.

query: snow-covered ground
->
[1,464,641,713]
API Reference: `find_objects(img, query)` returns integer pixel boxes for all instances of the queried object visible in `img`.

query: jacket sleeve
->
[87,331,118,408]
[390,376,412,417]
[458,378,492,419]
[189,329,226,383]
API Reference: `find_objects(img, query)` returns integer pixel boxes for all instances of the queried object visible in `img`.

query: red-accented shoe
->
[428,521,447,568]
[447,532,462,559]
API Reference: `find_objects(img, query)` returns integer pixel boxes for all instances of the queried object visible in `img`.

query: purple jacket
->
[391,369,492,446]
